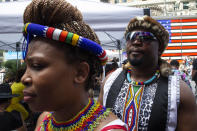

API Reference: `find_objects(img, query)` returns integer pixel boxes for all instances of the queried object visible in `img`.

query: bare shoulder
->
[94,112,127,131]
[34,112,50,131]
[179,80,196,108]
[176,80,197,131]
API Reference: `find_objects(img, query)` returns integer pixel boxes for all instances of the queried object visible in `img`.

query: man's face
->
[125,31,161,67]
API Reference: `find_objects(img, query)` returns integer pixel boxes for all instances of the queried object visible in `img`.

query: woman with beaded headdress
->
[21,0,128,130]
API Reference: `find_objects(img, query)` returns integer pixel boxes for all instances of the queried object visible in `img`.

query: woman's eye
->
[31,63,44,70]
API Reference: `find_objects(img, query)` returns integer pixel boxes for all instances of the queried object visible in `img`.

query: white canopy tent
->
[0,0,144,51]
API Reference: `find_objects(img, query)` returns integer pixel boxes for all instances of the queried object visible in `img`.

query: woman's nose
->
[21,70,32,87]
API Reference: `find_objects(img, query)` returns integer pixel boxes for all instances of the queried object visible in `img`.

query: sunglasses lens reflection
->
[126,31,157,42]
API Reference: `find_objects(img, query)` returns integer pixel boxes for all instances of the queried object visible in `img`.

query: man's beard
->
[128,57,144,66]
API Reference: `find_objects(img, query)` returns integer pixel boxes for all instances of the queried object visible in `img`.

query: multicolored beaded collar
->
[39,99,110,131]
[127,68,160,85]
[23,23,108,65]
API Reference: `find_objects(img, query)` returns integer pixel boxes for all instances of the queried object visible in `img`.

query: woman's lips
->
[23,91,37,103]
[24,96,35,103]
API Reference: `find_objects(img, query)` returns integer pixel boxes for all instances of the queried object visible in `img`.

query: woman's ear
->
[74,62,90,84]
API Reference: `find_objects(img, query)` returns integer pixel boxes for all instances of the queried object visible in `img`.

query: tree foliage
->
[2,60,26,83]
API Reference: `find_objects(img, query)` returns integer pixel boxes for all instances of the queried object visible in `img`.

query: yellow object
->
[24,22,30,33]
[6,82,29,120]
[71,34,80,46]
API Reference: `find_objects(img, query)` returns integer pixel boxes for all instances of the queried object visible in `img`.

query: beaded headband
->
[23,23,108,65]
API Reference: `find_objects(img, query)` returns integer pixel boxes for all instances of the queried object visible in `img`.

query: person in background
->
[99,15,197,131]
[0,83,25,131]
[105,58,119,76]
[93,65,104,98]
[5,67,38,131]
[185,56,193,77]
[170,59,192,88]
[21,0,128,130]
[6,68,29,121]
[179,61,185,72]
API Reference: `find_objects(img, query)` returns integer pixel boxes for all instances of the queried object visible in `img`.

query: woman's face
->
[21,38,79,112]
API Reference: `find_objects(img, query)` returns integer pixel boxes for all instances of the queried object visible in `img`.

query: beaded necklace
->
[127,68,160,85]
[123,68,160,131]
[39,99,110,131]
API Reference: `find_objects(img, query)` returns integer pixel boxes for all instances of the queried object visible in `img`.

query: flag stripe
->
[171,25,197,29]
[162,52,197,57]
[171,39,197,43]
[171,22,197,26]
[166,46,197,50]
[168,43,197,46]
[171,32,197,36]
[164,49,197,53]
[162,56,190,59]
[170,29,197,33]
[171,19,197,23]
[170,36,197,39]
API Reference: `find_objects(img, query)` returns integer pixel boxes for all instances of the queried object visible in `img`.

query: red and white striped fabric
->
[158,18,197,59]
[100,119,128,131]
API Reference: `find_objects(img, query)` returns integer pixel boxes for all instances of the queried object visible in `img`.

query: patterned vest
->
[103,68,180,131]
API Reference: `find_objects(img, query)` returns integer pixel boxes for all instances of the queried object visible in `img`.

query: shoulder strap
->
[106,70,127,108]
[147,76,168,131]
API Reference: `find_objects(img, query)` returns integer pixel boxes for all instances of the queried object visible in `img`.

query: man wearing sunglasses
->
[99,16,197,131]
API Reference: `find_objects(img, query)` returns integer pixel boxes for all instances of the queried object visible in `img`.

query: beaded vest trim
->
[39,99,110,131]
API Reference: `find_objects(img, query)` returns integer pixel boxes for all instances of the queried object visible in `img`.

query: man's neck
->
[129,65,158,82]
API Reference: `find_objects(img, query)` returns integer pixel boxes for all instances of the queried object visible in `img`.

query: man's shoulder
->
[179,80,195,105]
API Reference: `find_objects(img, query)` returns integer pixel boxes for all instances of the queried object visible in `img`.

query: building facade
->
[107,0,197,16]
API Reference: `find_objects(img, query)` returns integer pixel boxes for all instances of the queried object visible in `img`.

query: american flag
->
[158,18,197,59]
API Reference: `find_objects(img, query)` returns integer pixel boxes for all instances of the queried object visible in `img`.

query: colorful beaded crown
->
[23,23,108,65]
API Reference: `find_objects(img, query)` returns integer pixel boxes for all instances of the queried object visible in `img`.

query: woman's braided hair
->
[23,0,102,91]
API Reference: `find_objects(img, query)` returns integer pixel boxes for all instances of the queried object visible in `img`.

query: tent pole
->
[16,42,20,71]
[117,40,121,66]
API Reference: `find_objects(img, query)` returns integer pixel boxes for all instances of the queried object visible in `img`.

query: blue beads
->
[127,70,160,85]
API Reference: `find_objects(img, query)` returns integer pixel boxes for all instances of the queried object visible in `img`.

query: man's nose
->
[132,38,143,45]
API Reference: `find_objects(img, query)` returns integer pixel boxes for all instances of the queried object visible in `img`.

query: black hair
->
[105,61,118,76]
[15,66,26,82]
[0,98,10,104]
[170,60,179,68]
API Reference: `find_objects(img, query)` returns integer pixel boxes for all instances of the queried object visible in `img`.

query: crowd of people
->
[0,0,196,131]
